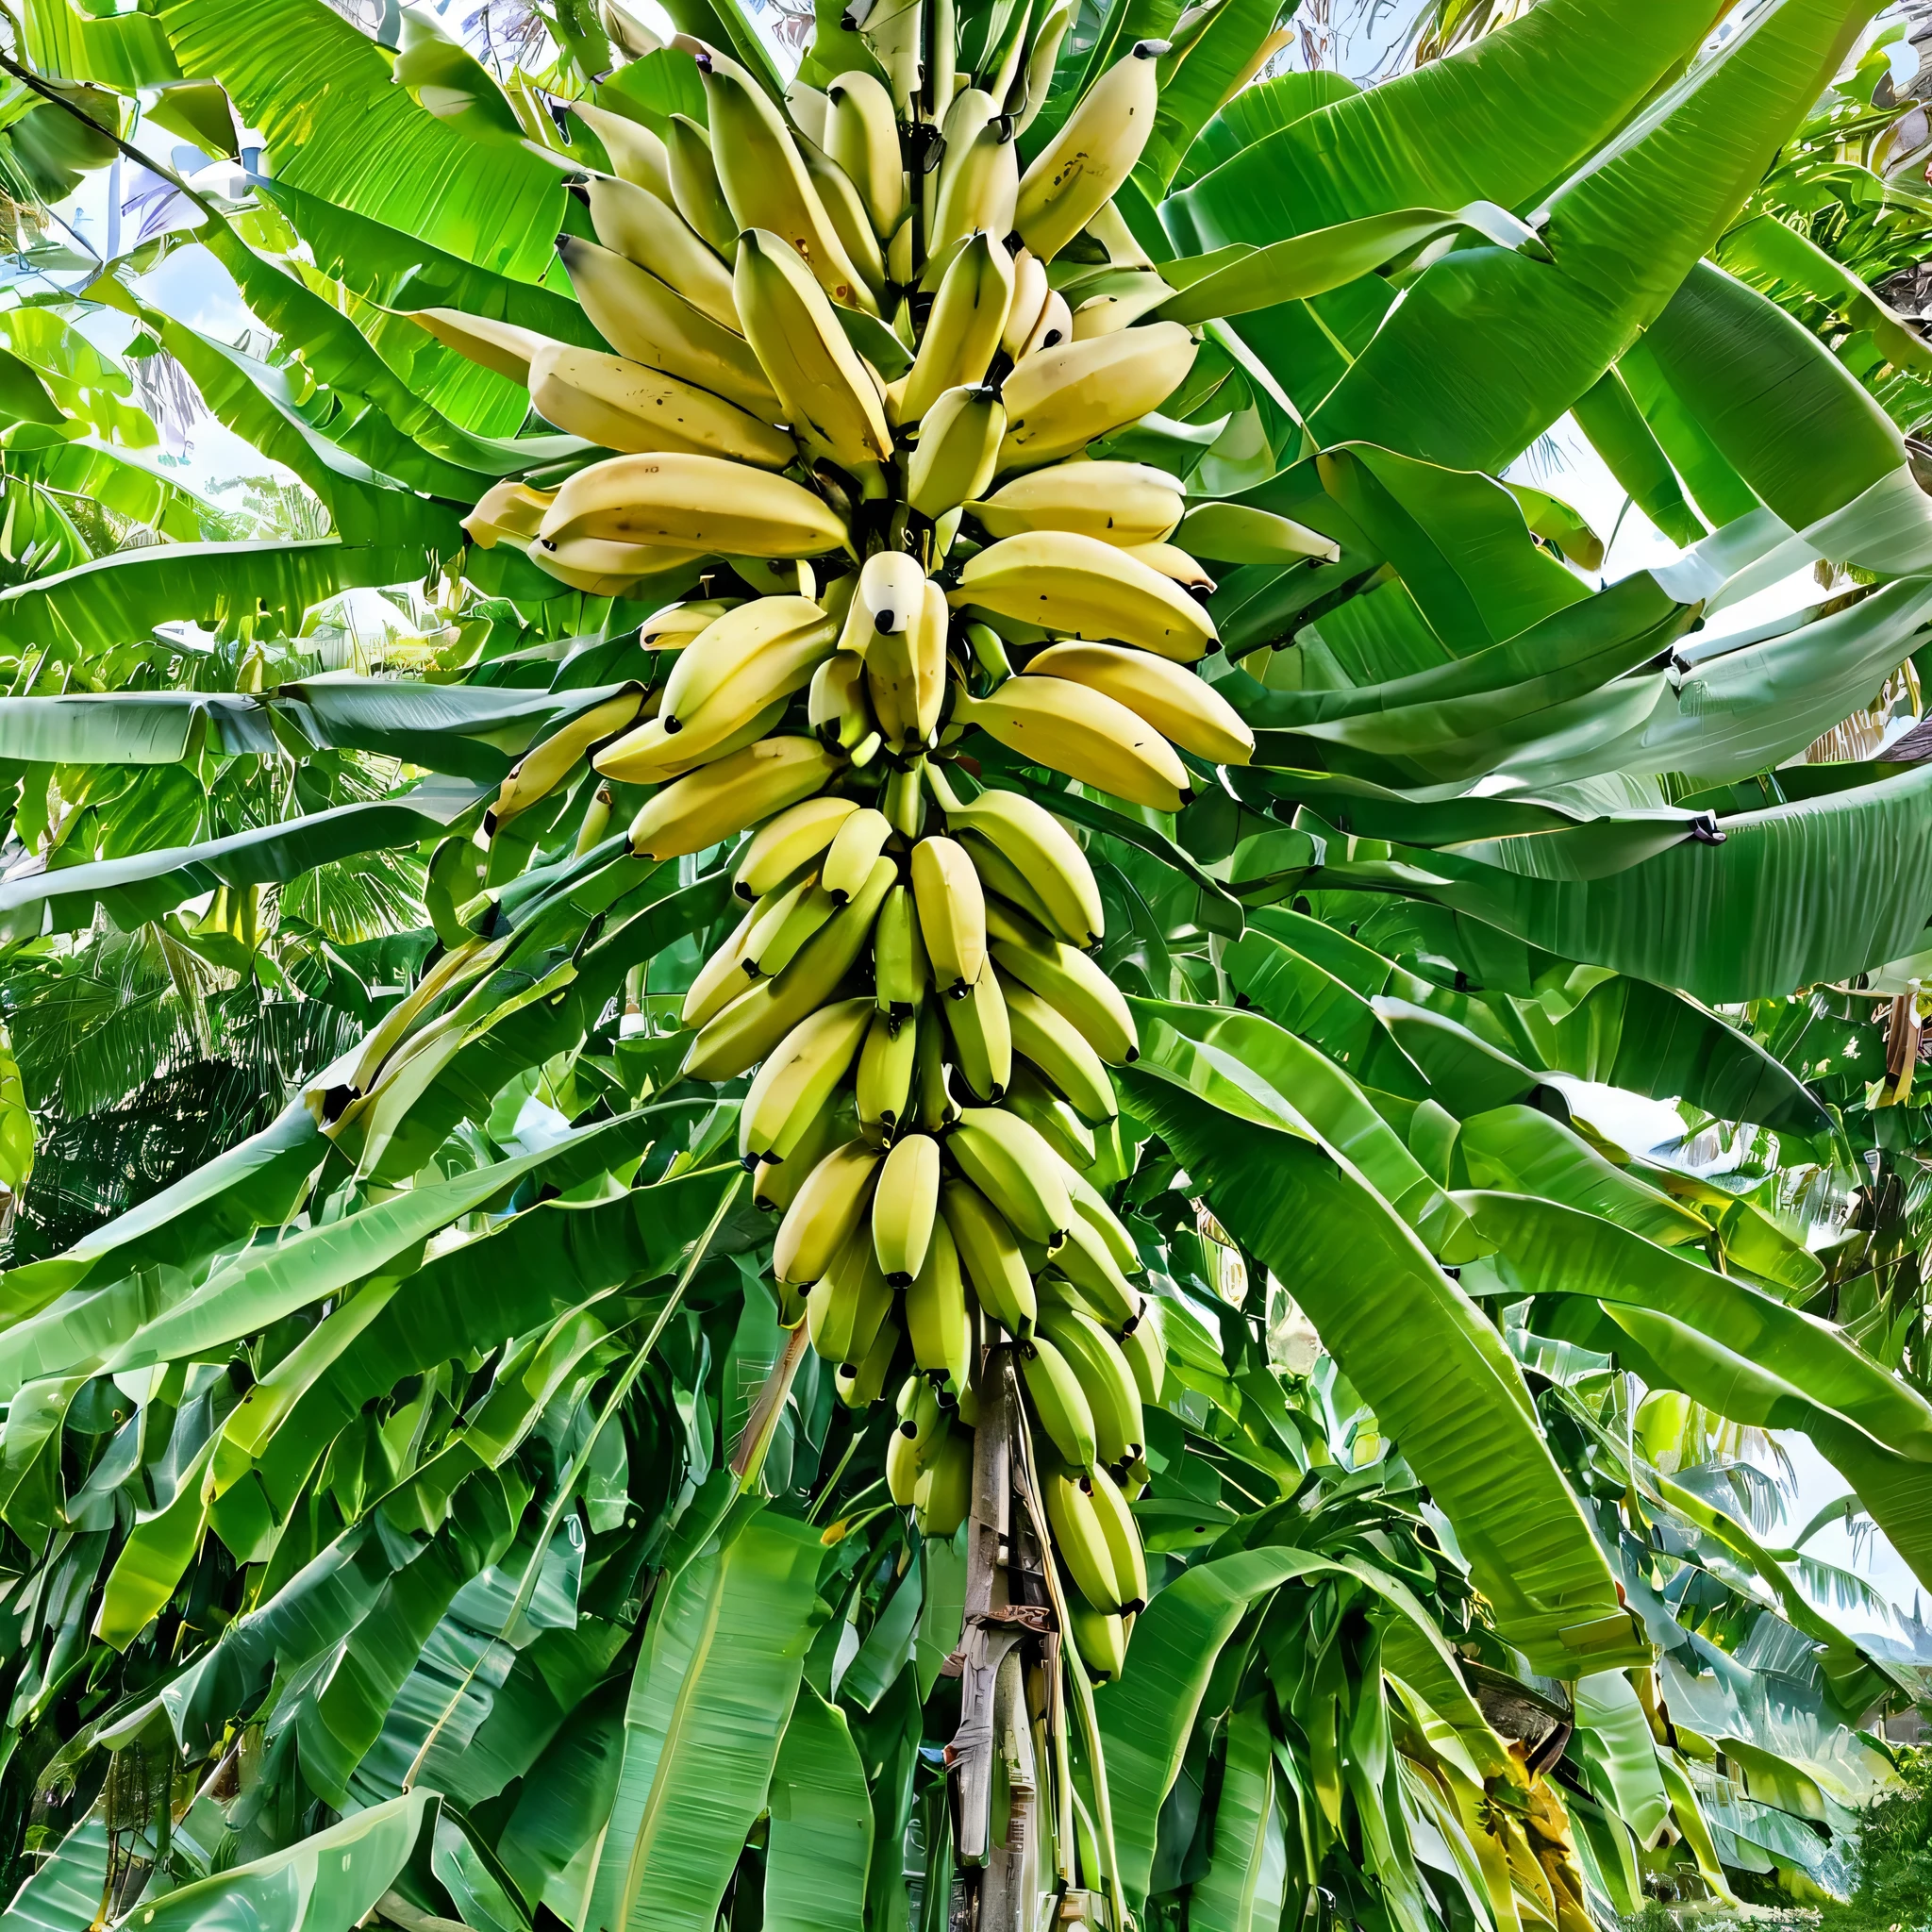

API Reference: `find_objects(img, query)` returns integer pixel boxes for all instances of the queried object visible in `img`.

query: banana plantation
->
[2,0,1932,1926]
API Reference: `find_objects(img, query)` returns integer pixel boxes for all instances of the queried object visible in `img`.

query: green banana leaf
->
[1192,1698,1288,1932]
[765,1685,874,1932]
[0,1813,108,1930]
[1571,1673,1672,1849]
[1174,70,1358,188]
[586,1507,824,1932]
[495,1680,629,1923]
[1122,1044,1639,1679]
[1132,0,1292,198]
[25,0,180,86]
[1571,366,1709,547]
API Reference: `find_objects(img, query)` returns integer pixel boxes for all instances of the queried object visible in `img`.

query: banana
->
[910,835,985,994]
[903,231,1014,423]
[734,793,861,899]
[572,101,675,199]
[525,534,681,595]
[1001,250,1050,359]
[735,227,893,478]
[955,832,1070,941]
[1000,970,1117,1122]
[873,1129,941,1283]
[874,883,929,1017]
[701,49,876,312]
[666,113,739,254]
[914,1422,974,1537]
[927,764,1103,946]
[970,460,1183,544]
[888,211,916,283]
[981,0,1034,107]
[1087,1462,1148,1609]
[644,598,741,649]
[986,910,1136,1062]
[855,549,927,639]
[1014,1,1071,134]
[886,1407,924,1504]
[899,1373,942,1451]
[1012,42,1164,260]
[1061,1159,1140,1274]
[917,1012,960,1132]
[998,322,1198,470]
[787,78,831,144]
[824,71,906,238]
[1028,641,1251,762]
[528,342,793,465]
[575,784,614,855]
[821,807,892,901]
[905,1212,973,1386]
[462,478,554,546]
[801,134,890,300]
[929,93,1019,266]
[809,1217,894,1362]
[865,0,924,115]
[838,1311,901,1405]
[907,384,1005,519]
[1066,1600,1127,1681]
[556,235,781,418]
[954,529,1216,660]
[944,964,1011,1101]
[1127,541,1215,593]
[952,676,1192,811]
[882,762,925,839]
[1044,1467,1123,1610]
[684,903,762,1026]
[660,595,838,731]
[685,854,896,1075]
[542,452,850,557]
[941,1178,1036,1333]
[598,685,797,787]
[1019,1329,1096,1466]
[1038,1302,1141,1464]
[741,995,875,1161]
[1070,273,1173,339]
[809,651,874,750]
[758,1087,852,1212]
[949,1106,1070,1244]
[1017,289,1071,358]
[774,1139,882,1284]
[1004,1059,1096,1168]
[411,308,549,383]
[1050,1222,1141,1333]
[1121,1295,1165,1405]
[745,876,841,977]
[628,738,841,860]
[858,1004,921,1130]
[492,691,641,825]
[866,579,948,752]
[575,174,741,328]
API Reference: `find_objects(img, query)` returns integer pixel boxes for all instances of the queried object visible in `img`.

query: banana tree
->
[0,0,1929,1926]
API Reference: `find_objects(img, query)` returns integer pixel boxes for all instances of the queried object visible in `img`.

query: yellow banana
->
[998,322,1198,470]
[686,854,896,1076]
[1038,1302,1141,1464]
[809,651,874,750]
[1061,1159,1140,1274]
[910,835,985,994]
[555,235,780,417]
[1019,1329,1096,1467]
[907,384,1005,520]
[1087,1462,1148,1609]
[757,1087,852,1214]
[903,231,1014,423]
[1127,541,1216,593]
[809,1217,894,1361]
[596,685,795,787]
[643,597,741,649]
[955,528,1216,659]
[1070,273,1173,339]
[527,342,792,466]
[1014,1,1071,135]
[914,1423,974,1537]
[917,1012,959,1132]
[823,806,894,902]
[741,995,874,1161]
[683,903,761,1025]
[1044,1467,1123,1610]
[745,876,841,977]
[1028,641,1251,763]
[874,882,929,1017]
[462,478,554,546]
[1017,289,1071,358]
[1012,41,1164,260]
[944,965,1011,1101]
[526,536,673,595]
[572,101,675,199]
[952,676,1192,811]
[838,1311,902,1406]
[411,308,548,383]
[701,49,876,311]
[866,579,948,753]
[801,134,890,300]
[1067,1601,1127,1681]
[1000,970,1117,1122]
[941,1177,1036,1333]
[665,113,739,254]
[931,772,1102,947]
[774,1140,882,1284]
[575,174,741,329]
[735,227,892,478]
[955,830,1072,942]
[872,1129,941,1283]
[1122,1295,1165,1405]
[575,784,614,855]
[660,595,838,730]
[1004,1059,1097,1168]
[824,70,907,238]
[905,1213,972,1386]
[858,1004,921,1131]
[1001,249,1050,359]
[970,459,1183,544]
[541,451,850,557]
[930,95,1020,266]
[733,793,861,900]
[628,738,841,860]
[985,908,1136,1062]
[950,1105,1069,1244]
[493,691,642,824]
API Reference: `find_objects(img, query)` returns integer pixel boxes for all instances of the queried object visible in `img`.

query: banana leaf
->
[1571,366,1708,548]
[1175,70,1359,188]
[765,1685,874,1932]
[1571,1672,1671,1850]
[25,0,181,86]
[1132,0,1293,198]
[0,1813,108,1931]
[1192,1698,1288,1932]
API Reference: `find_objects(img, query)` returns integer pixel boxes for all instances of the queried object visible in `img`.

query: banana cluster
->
[438,11,1258,1681]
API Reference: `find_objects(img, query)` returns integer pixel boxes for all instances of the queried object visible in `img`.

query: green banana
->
[1122,1296,1165,1404]
[1003,1059,1096,1168]
[745,876,841,978]
[987,911,1137,1063]
[774,1140,882,1284]
[917,1013,959,1132]
[808,1217,895,1363]
[823,807,894,901]
[1049,1214,1141,1332]
[906,384,1006,521]
[734,793,861,900]
[809,651,874,751]
[839,1313,902,1406]
[1062,1160,1140,1274]
[1087,1463,1148,1610]
[928,766,1103,946]
[665,113,738,254]
[740,994,874,1162]
[915,1422,974,1537]
[910,835,986,994]
[949,1106,1070,1245]
[1000,970,1118,1123]
[905,1213,973,1388]
[1044,1467,1123,1611]
[857,1005,921,1131]
[575,173,740,329]
[1019,1330,1096,1468]
[1037,1302,1141,1466]
[1066,1600,1127,1682]
[941,1178,1036,1334]
[874,882,930,1018]
[943,967,1011,1102]
[872,1130,941,1284]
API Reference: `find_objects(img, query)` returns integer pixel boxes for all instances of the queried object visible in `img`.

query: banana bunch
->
[433,12,1257,1683]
